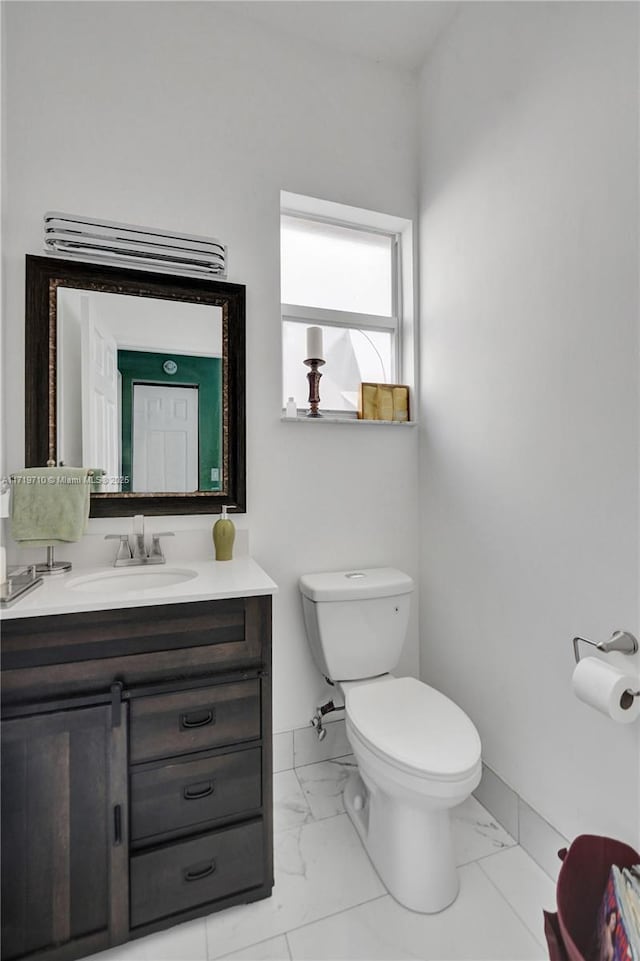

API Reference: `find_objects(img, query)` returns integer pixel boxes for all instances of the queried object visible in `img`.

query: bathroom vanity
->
[0,560,276,961]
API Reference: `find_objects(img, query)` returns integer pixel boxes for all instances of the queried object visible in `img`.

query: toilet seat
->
[345,676,481,782]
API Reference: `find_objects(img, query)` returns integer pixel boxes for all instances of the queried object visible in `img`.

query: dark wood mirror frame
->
[25,255,246,517]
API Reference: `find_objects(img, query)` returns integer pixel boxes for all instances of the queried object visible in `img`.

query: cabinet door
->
[1,702,128,961]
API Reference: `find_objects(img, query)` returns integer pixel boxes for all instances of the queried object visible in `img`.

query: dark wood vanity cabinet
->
[0,595,273,961]
[1,703,128,961]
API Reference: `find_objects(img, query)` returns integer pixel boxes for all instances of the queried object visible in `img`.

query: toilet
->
[299,567,482,914]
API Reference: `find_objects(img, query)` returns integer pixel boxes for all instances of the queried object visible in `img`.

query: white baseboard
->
[473,762,568,881]
[273,716,349,772]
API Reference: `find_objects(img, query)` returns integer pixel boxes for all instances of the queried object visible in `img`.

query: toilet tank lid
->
[299,567,414,602]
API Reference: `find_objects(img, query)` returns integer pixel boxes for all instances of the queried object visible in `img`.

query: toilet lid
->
[346,676,481,779]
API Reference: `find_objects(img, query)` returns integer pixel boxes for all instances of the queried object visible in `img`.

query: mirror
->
[25,255,246,516]
[56,288,223,494]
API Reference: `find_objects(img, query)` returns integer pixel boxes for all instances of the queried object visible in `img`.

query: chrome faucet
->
[132,518,146,562]
[105,515,174,567]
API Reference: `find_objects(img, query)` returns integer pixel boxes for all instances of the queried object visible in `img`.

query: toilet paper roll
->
[572,656,640,724]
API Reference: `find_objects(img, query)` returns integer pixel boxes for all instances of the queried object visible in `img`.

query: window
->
[280,193,414,418]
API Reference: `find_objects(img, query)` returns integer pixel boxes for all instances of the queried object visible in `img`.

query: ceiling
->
[218,1,460,72]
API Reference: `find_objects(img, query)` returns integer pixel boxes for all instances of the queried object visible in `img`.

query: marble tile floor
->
[88,755,555,961]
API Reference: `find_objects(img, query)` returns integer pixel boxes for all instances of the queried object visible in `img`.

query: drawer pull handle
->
[183,781,214,801]
[113,804,122,845]
[180,709,215,729]
[184,860,216,882]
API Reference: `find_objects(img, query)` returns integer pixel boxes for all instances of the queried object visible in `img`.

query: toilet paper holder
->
[572,630,638,665]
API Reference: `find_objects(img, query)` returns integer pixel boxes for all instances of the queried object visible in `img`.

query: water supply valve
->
[310,714,327,741]
[310,699,344,741]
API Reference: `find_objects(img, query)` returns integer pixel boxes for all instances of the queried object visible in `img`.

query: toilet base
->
[344,771,460,914]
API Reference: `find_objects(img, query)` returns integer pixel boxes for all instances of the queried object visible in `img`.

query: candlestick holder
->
[304,357,326,417]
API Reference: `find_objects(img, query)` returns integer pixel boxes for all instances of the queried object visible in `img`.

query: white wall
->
[419,2,639,845]
[2,1,421,733]
[78,292,222,356]
[7,0,637,848]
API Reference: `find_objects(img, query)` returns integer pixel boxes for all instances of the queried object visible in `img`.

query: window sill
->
[281,414,417,427]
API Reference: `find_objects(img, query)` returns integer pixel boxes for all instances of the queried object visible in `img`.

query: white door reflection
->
[133,385,199,492]
[81,298,120,489]
[57,287,222,493]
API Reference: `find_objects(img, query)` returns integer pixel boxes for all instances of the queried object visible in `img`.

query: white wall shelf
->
[280,415,417,427]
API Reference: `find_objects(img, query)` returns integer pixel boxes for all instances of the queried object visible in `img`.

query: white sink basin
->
[67,567,199,594]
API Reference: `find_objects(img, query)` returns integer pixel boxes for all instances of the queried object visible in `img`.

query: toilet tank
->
[299,568,414,681]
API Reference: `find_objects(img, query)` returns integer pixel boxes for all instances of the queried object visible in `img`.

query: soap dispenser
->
[213,505,235,561]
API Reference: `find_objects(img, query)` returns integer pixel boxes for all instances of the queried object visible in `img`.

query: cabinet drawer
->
[2,596,271,706]
[129,679,261,763]
[130,747,262,841]
[130,820,264,928]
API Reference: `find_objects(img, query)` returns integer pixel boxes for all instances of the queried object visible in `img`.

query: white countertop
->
[1,557,278,619]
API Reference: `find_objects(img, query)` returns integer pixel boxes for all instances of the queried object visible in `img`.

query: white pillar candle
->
[306,326,324,361]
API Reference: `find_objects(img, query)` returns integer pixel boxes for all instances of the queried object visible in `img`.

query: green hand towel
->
[11,468,91,546]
